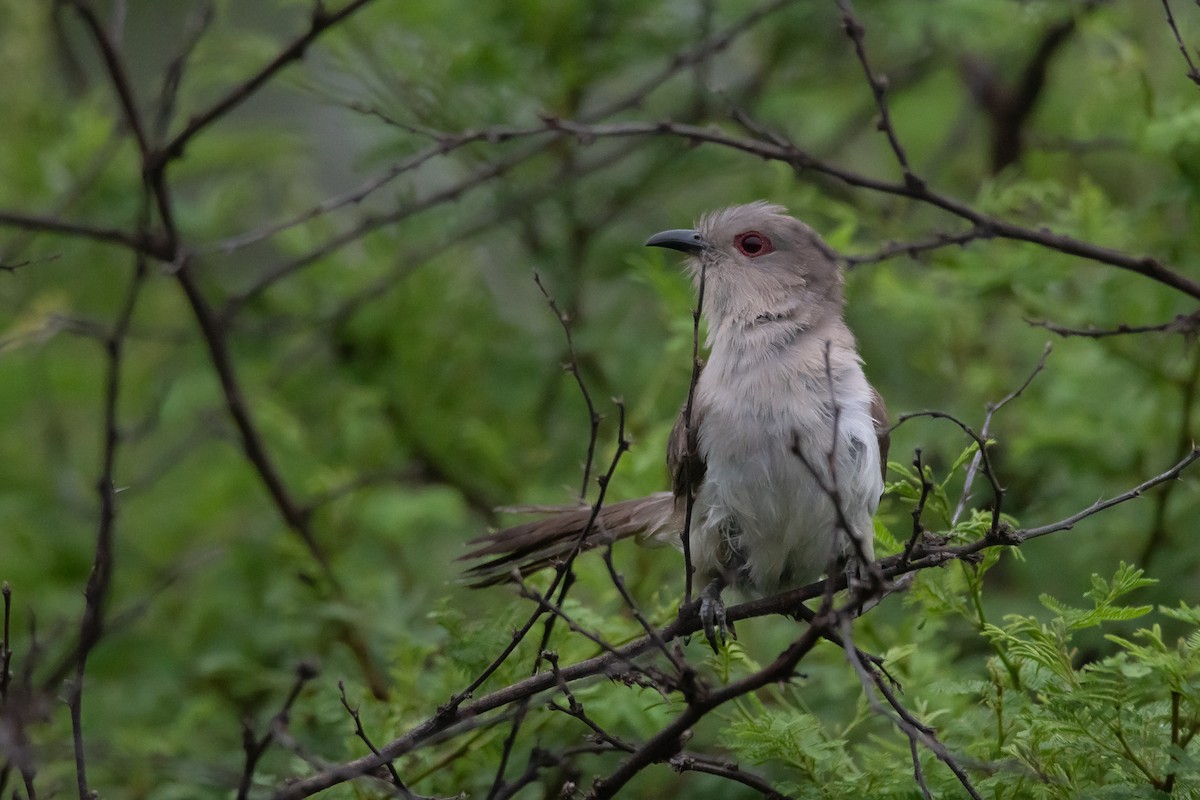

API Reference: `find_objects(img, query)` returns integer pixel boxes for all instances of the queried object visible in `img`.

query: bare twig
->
[903,449,933,562]
[531,118,1200,301]
[668,752,792,799]
[445,399,630,712]
[0,582,11,703]
[1015,447,1200,542]
[337,681,410,795]
[843,228,990,268]
[836,0,917,183]
[951,343,1052,526]
[153,0,378,167]
[895,410,1006,535]
[68,195,151,800]
[1028,311,1200,338]
[840,618,985,800]
[1162,0,1200,87]
[0,210,167,258]
[585,623,826,800]
[534,273,601,502]
[1140,346,1200,565]
[237,661,320,800]
[680,258,707,603]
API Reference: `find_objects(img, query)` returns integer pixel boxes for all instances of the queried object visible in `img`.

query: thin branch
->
[337,681,410,795]
[154,0,378,167]
[903,449,933,562]
[0,582,11,703]
[1140,345,1200,565]
[174,265,335,582]
[1027,311,1200,338]
[531,117,1200,301]
[1015,447,1200,542]
[209,124,556,256]
[668,752,792,799]
[65,0,151,157]
[534,273,601,502]
[237,661,320,800]
[836,0,917,182]
[585,622,826,800]
[0,210,167,258]
[843,228,989,268]
[840,618,985,800]
[600,544,689,676]
[680,257,707,604]
[152,3,216,141]
[895,410,1006,534]
[951,343,1052,526]
[68,196,151,800]
[1162,0,1200,87]
[444,398,631,712]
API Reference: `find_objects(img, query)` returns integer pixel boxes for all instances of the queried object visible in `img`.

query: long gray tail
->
[461,492,677,587]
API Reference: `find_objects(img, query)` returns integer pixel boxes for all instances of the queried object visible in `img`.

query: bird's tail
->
[461,492,678,587]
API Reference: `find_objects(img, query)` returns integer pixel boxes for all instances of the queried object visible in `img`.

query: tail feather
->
[462,493,677,587]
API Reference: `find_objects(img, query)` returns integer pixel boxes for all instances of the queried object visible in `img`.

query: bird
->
[463,202,889,650]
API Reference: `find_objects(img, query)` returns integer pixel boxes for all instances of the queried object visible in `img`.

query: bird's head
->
[646,202,844,330]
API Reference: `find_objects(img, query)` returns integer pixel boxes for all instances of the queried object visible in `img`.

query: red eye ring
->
[734,231,774,258]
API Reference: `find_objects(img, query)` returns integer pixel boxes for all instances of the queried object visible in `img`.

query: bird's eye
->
[734,231,773,258]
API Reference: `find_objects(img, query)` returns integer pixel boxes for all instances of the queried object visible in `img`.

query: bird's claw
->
[699,579,733,653]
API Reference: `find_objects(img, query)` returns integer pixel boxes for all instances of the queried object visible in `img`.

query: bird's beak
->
[644,228,708,255]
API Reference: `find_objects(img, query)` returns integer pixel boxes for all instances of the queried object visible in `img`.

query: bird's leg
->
[699,576,733,653]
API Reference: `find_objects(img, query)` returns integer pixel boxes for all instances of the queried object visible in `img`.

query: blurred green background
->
[2,0,1199,797]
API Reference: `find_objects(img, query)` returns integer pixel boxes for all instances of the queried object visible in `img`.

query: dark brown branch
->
[1162,0,1200,87]
[0,582,11,703]
[959,6,1091,171]
[532,117,1200,302]
[65,0,151,157]
[679,258,707,603]
[68,196,151,799]
[444,399,631,713]
[337,681,410,795]
[237,661,320,800]
[1015,447,1200,542]
[836,0,917,181]
[210,124,558,257]
[1140,346,1200,566]
[585,621,825,799]
[152,3,216,141]
[223,141,555,318]
[894,410,1006,534]
[154,0,378,167]
[951,343,1052,526]
[840,618,984,800]
[903,449,933,563]
[1027,311,1200,338]
[534,273,601,502]
[0,210,168,259]
[174,265,334,580]
[668,752,792,799]
[843,228,989,268]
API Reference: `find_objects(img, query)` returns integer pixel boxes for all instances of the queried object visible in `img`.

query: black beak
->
[644,228,707,255]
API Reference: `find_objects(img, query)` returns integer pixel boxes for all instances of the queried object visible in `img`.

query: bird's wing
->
[870,383,890,482]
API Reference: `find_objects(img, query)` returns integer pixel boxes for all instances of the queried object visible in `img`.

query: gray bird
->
[464,202,889,649]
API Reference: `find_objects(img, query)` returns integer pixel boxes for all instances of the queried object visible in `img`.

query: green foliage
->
[3,0,1200,797]
[703,563,1200,799]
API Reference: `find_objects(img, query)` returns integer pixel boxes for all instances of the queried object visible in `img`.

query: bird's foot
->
[699,578,735,653]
